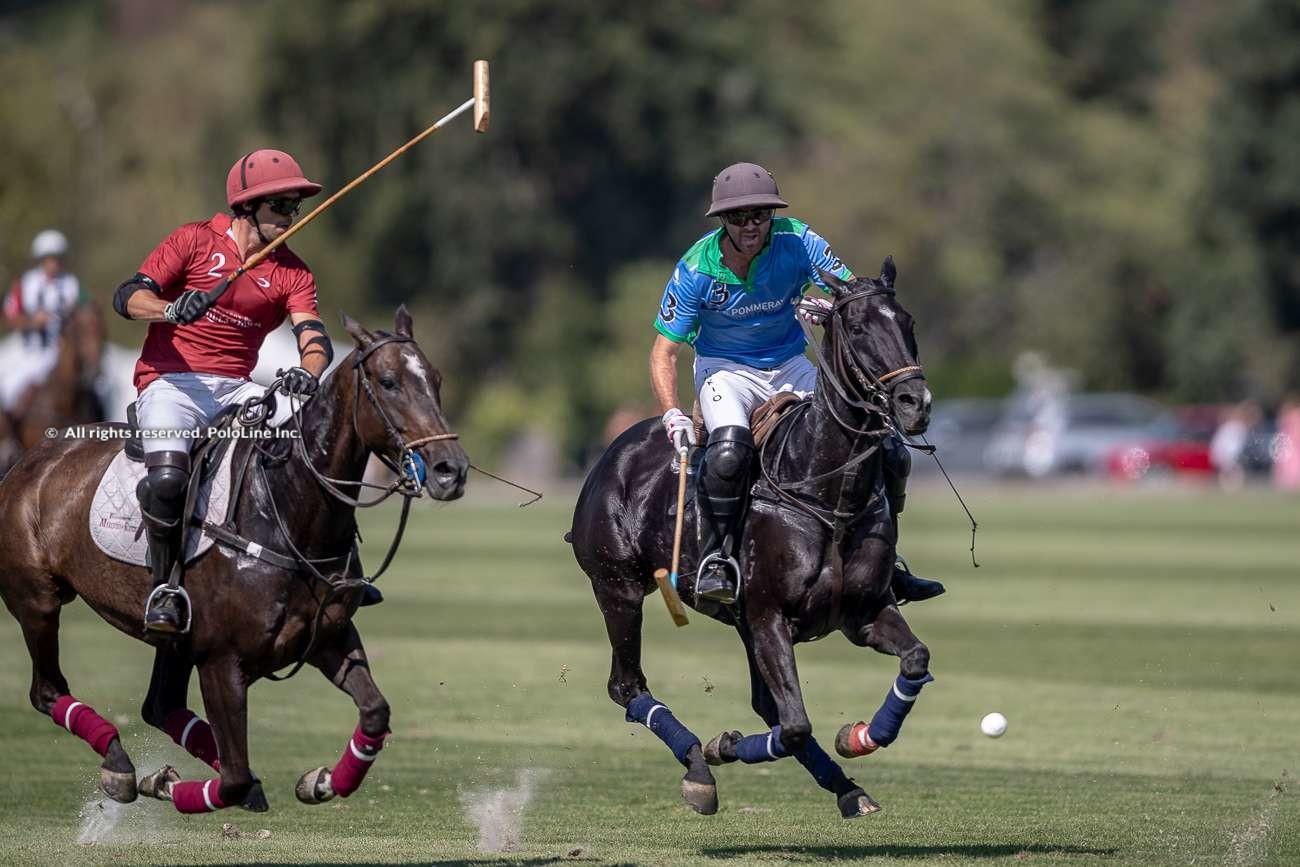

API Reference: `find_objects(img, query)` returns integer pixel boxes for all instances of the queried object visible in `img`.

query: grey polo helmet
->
[705,162,789,217]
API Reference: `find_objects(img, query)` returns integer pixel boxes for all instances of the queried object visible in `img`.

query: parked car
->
[912,397,1003,478]
[985,392,1164,478]
[1104,408,1218,482]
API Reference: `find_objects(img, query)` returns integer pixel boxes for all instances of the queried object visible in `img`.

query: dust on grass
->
[458,768,547,853]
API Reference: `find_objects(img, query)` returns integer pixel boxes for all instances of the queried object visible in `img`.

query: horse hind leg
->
[703,633,880,819]
[140,648,268,811]
[836,604,933,759]
[597,572,717,815]
[5,576,137,802]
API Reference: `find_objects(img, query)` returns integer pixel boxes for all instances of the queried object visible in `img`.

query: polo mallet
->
[204,59,491,305]
[653,441,691,628]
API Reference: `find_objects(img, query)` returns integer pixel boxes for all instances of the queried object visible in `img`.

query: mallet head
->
[474,60,490,133]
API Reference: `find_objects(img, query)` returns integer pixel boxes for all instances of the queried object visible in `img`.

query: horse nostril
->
[432,460,459,482]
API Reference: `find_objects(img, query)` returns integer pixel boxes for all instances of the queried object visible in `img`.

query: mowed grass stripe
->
[0,486,1295,865]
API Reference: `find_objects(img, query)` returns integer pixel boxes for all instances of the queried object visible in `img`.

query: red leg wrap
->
[163,709,221,770]
[171,778,227,814]
[329,725,387,798]
[845,723,879,757]
[50,695,119,757]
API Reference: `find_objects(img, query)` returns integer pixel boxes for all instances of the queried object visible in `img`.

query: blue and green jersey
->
[654,217,854,367]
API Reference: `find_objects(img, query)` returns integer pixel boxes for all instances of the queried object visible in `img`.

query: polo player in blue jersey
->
[648,162,945,606]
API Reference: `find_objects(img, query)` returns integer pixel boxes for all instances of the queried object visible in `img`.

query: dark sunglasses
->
[263,197,302,217]
[721,208,773,227]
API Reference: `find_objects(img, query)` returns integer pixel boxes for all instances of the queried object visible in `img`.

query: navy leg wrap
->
[868,672,934,747]
[626,692,700,766]
[734,726,790,764]
[793,737,853,793]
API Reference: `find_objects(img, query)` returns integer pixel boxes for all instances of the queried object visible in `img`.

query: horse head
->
[65,304,105,389]
[341,305,469,501]
[818,257,930,436]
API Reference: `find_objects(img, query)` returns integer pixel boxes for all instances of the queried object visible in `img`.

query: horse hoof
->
[240,779,269,812]
[139,765,180,801]
[99,767,138,804]
[838,787,882,819]
[703,731,741,766]
[295,767,335,805]
[681,778,718,815]
[835,721,879,758]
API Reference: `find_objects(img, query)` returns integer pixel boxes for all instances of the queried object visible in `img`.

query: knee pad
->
[704,426,755,482]
[139,452,191,514]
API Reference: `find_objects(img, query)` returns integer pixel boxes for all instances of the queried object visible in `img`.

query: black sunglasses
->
[721,208,773,227]
[263,197,302,217]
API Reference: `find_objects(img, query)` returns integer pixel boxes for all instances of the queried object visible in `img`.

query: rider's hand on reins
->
[280,366,319,396]
[797,295,833,325]
[164,290,215,325]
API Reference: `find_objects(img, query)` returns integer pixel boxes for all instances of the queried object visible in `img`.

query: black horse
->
[570,259,935,819]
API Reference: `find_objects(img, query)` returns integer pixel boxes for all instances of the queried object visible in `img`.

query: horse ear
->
[818,268,850,297]
[342,312,374,348]
[394,304,413,338]
[879,255,896,289]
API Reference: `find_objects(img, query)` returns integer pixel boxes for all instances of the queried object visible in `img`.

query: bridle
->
[804,284,925,440]
[230,333,461,680]
[754,282,928,629]
[758,283,928,523]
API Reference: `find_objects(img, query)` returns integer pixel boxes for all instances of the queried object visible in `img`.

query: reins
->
[754,285,930,628]
[239,335,458,680]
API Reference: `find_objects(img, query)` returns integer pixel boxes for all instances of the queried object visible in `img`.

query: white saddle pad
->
[89,444,238,568]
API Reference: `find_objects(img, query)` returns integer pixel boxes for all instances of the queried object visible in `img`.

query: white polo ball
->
[980,712,1008,738]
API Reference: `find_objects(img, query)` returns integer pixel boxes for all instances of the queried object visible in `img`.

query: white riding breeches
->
[694,353,817,432]
[135,372,292,455]
[0,334,58,411]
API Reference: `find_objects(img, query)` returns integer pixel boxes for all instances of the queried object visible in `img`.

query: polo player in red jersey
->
[112,149,369,634]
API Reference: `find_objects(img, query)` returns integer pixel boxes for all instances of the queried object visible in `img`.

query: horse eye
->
[378,375,397,390]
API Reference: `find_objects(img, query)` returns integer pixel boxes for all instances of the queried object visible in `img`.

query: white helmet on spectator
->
[31,229,69,260]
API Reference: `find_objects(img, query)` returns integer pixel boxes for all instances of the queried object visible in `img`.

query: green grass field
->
[0,484,1296,866]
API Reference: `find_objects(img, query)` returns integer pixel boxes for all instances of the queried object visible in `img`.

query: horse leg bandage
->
[793,737,853,794]
[626,692,700,765]
[49,695,118,757]
[330,725,387,798]
[163,709,220,770]
[170,778,227,814]
[867,672,934,747]
[734,726,790,763]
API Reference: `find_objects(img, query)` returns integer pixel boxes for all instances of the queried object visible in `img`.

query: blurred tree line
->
[1,0,1296,470]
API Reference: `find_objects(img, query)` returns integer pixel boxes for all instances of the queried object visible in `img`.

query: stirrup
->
[144,584,192,634]
[696,551,740,604]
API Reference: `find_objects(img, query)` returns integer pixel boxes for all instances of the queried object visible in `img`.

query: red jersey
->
[133,213,320,390]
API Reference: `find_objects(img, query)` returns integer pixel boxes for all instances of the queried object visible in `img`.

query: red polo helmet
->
[226,149,322,210]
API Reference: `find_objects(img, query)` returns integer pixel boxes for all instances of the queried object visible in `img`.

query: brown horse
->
[16,304,106,449]
[0,306,467,815]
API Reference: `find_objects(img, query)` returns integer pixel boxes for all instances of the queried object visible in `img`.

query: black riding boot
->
[884,436,946,605]
[138,451,191,634]
[696,426,754,605]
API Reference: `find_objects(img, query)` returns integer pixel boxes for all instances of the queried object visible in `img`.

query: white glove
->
[661,408,697,449]
[797,295,834,325]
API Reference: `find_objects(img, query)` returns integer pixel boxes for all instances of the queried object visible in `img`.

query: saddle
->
[689,391,805,451]
[89,404,246,567]
[672,392,807,516]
